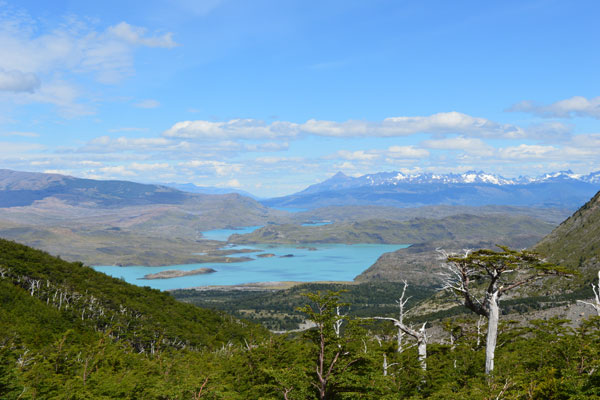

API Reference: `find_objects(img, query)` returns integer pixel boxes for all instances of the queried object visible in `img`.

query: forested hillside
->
[535,190,600,281]
[2,238,600,398]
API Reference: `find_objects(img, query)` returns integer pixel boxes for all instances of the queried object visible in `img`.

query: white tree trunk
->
[417,322,427,371]
[417,339,427,371]
[485,291,499,375]
[396,327,404,352]
[383,353,388,376]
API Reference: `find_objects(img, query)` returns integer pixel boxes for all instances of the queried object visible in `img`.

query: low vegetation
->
[2,238,600,398]
[229,214,555,245]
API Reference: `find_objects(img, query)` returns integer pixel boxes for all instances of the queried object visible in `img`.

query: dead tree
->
[369,281,428,370]
[333,306,347,337]
[440,246,570,375]
[577,270,600,316]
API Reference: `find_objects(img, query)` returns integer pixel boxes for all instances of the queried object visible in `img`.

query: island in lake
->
[141,268,217,280]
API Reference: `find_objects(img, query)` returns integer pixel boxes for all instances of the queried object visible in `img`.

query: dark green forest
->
[2,238,600,399]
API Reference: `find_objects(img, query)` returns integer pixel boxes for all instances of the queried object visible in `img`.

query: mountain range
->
[0,167,596,266]
[262,170,600,210]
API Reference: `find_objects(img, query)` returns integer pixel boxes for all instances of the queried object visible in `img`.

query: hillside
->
[0,169,190,208]
[0,169,289,265]
[354,237,543,285]
[1,240,599,398]
[354,192,600,288]
[534,190,600,281]
[293,204,571,225]
[229,214,555,245]
[0,238,264,349]
[0,238,269,398]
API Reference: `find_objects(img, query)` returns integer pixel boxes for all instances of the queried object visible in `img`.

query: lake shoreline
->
[173,280,357,291]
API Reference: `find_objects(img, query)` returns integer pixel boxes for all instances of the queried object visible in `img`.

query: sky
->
[1,0,599,197]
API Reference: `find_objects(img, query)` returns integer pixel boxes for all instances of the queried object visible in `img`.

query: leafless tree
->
[577,270,600,316]
[368,281,428,370]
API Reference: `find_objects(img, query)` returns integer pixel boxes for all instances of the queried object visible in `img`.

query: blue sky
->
[1,0,599,196]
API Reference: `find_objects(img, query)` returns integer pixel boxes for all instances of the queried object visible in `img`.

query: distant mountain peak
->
[331,171,348,179]
[263,168,600,210]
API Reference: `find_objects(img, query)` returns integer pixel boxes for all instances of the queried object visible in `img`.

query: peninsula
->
[141,267,217,280]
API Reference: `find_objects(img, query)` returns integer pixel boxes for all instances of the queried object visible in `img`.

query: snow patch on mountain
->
[312,169,600,190]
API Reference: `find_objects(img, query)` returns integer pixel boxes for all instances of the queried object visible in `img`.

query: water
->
[301,221,332,226]
[93,243,408,290]
[269,206,307,213]
[200,226,263,241]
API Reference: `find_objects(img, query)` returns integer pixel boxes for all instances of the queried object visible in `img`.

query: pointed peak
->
[332,171,348,178]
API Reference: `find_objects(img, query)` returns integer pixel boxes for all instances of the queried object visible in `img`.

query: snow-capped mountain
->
[300,169,600,194]
[262,169,600,210]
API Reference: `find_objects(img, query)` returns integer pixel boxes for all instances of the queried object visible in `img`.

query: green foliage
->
[172,282,436,330]
[2,238,600,399]
[535,190,600,283]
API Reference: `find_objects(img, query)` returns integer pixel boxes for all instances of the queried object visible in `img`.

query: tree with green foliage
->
[441,246,571,375]
[297,290,362,399]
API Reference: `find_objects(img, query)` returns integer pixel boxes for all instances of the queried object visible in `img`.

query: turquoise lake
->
[93,227,409,291]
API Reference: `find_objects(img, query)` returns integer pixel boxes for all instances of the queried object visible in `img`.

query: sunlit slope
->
[230,214,555,245]
[0,238,264,352]
[534,190,600,281]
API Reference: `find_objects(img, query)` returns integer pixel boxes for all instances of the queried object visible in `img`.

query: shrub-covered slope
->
[534,190,600,281]
[0,238,264,351]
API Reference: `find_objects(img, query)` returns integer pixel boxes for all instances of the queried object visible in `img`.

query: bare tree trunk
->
[383,353,388,376]
[417,323,427,371]
[577,270,600,316]
[485,291,499,375]
[396,328,405,353]
[417,339,427,371]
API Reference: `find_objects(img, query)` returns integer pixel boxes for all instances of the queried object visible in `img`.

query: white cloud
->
[0,9,177,113]
[25,80,93,117]
[386,145,430,158]
[180,160,242,176]
[164,112,525,140]
[108,127,148,133]
[571,133,600,148]
[0,68,40,92]
[216,179,242,188]
[421,136,493,155]
[79,136,183,153]
[525,121,572,142]
[245,141,290,152]
[0,141,44,154]
[134,99,160,109]
[336,150,379,161]
[498,144,558,160]
[99,165,137,176]
[129,162,171,171]
[255,156,289,164]
[107,22,177,48]
[1,131,39,137]
[508,96,600,119]
[164,119,301,139]
[335,161,358,171]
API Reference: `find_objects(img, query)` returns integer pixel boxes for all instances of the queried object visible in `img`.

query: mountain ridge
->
[262,169,600,210]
